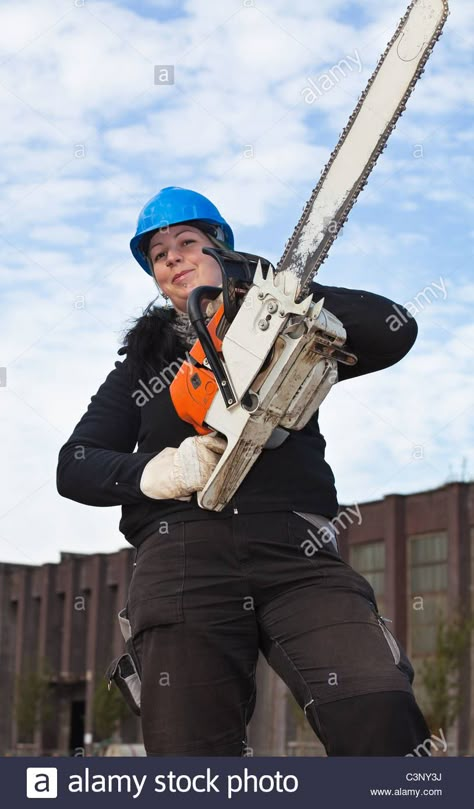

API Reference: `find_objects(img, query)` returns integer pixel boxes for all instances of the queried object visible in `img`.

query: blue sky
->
[0,0,472,564]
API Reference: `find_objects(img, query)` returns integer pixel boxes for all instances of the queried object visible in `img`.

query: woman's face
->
[147,224,222,313]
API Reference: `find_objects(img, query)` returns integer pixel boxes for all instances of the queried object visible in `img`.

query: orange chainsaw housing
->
[170,305,226,434]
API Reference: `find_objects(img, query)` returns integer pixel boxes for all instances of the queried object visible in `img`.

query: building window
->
[407,532,448,660]
[349,541,385,615]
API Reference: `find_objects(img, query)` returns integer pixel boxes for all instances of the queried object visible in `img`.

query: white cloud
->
[322,312,474,505]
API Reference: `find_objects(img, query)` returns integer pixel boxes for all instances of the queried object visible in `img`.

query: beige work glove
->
[139,433,226,501]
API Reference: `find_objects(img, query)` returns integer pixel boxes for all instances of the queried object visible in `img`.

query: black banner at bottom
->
[4,756,472,808]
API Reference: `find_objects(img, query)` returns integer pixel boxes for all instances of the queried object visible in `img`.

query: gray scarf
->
[170,309,200,350]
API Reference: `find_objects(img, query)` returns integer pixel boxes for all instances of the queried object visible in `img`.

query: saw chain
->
[279,0,449,300]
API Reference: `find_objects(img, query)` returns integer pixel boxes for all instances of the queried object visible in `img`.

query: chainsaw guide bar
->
[277,0,449,301]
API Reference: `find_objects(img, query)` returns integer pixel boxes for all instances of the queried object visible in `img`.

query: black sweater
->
[56,283,417,548]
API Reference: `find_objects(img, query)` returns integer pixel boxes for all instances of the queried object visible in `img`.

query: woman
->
[57,186,430,757]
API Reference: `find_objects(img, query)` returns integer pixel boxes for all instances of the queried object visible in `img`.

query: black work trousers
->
[127,512,429,756]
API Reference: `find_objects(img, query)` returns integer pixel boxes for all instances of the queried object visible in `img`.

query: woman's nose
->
[166,247,182,266]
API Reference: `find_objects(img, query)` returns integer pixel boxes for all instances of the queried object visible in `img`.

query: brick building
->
[0,481,472,756]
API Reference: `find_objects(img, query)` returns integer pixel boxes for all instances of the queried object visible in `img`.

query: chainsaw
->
[170,0,449,512]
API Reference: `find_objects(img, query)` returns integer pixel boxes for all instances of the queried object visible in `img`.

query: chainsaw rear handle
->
[187,285,237,408]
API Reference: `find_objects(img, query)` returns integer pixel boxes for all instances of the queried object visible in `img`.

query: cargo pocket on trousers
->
[375,610,415,684]
[106,638,142,716]
[105,607,142,716]
[127,523,186,635]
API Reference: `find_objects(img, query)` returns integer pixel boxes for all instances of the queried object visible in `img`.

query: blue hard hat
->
[130,186,234,275]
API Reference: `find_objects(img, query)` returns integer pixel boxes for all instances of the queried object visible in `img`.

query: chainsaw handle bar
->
[186,285,237,408]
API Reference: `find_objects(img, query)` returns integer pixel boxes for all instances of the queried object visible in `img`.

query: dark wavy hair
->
[119,301,188,386]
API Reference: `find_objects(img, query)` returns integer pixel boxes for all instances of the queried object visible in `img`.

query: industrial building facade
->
[0,481,472,756]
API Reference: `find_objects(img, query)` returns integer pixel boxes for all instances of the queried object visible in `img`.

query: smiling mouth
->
[173,269,194,283]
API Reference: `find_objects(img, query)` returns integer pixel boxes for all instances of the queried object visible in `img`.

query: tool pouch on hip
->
[105,607,141,716]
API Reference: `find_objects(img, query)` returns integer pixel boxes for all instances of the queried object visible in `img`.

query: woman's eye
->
[152,239,194,261]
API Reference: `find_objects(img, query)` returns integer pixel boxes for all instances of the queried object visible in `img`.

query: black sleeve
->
[56,359,156,507]
[310,281,418,383]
